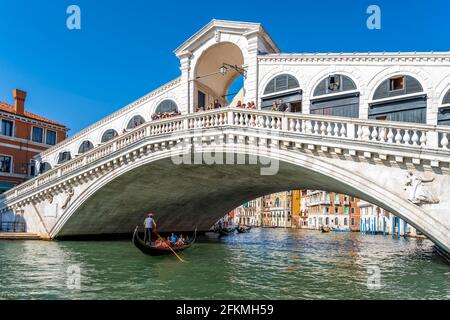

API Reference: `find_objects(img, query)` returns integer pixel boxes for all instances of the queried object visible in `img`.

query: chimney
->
[13,89,27,115]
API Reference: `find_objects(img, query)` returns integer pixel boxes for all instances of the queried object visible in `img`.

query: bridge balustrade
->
[2,107,450,202]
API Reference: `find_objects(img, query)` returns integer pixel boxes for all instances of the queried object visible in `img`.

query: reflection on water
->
[0,228,449,299]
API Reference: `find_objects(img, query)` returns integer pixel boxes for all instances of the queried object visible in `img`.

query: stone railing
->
[36,77,182,160]
[2,107,450,203]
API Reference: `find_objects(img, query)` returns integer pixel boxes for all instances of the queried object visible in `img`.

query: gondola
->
[132,227,197,256]
[321,226,331,233]
[237,226,252,233]
[217,226,236,236]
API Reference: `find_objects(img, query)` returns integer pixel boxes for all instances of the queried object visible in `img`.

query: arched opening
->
[153,100,180,120]
[101,129,118,143]
[78,141,94,154]
[369,75,426,123]
[127,115,145,130]
[261,74,302,112]
[57,151,71,165]
[194,42,245,111]
[311,74,359,118]
[438,89,450,126]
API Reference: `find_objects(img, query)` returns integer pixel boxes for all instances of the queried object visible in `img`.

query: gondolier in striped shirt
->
[143,213,156,244]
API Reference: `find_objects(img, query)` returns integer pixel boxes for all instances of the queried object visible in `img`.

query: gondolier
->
[143,213,156,244]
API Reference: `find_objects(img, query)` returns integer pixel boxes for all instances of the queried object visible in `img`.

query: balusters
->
[441,133,449,149]
[370,127,378,141]
[340,124,346,137]
[395,130,403,144]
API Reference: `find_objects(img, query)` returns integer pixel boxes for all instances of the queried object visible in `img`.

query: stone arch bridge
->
[0,107,449,254]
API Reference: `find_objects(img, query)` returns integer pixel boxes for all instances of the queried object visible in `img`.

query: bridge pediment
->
[173,19,280,58]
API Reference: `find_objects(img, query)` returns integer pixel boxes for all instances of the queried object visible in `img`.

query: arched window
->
[155,100,178,114]
[39,162,52,174]
[101,129,118,143]
[58,151,71,164]
[438,89,450,126]
[335,218,339,225]
[344,218,348,226]
[78,141,94,154]
[325,217,329,225]
[264,74,299,95]
[261,74,302,112]
[311,74,359,118]
[127,115,145,129]
[369,75,426,124]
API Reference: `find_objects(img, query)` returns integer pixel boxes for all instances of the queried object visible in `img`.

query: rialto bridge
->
[0,20,449,254]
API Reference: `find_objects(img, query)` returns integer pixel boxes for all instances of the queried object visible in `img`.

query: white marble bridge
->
[0,20,449,255]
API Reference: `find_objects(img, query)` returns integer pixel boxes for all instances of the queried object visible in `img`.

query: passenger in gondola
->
[175,235,185,247]
[169,232,178,244]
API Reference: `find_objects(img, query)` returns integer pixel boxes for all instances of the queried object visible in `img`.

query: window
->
[1,120,13,136]
[351,218,355,226]
[344,218,348,226]
[0,155,12,173]
[155,100,178,114]
[328,75,341,91]
[335,218,339,225]
[32,127,44,143]
[351,208,355,214]
[126,115,145,130]
[46,130,56,145]
[344,207,349,214]
[58,151,71,164]
[101,129,118,143]
[335,207,339,214]
[78,141,94,154]
[264,74,300,95]
[39,162,51,174]
[389,77,405,91]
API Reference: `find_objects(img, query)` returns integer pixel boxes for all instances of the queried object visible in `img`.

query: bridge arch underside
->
[53,149,449,254]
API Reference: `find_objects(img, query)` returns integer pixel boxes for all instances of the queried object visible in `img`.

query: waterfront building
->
[0,89,68,193]
[305,191,360,230]
[233,198,262,227]
[264,191,292,228]
[358,201,420,238]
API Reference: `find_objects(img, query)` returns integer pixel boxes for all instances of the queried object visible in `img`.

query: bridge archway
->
[48,140,448,255]
[193,42,245,109]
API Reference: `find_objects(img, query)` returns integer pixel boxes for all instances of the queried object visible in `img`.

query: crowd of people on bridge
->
[151,110,181,120]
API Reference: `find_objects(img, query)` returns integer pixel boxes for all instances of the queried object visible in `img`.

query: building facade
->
[305,191,360,230]
[233,198,262,227]
[358,201,420,238]
[0,89,68,193]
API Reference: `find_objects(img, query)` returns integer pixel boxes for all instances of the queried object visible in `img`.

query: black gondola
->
[237,226,252,233]
[132,227,197,256]
[217,226,236,236]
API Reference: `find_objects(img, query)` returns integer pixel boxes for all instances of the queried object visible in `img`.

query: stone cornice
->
[258,52,450,64]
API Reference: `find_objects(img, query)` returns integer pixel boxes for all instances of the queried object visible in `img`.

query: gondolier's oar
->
[153,230,186,263]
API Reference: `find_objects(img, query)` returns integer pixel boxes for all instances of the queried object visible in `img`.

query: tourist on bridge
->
[143,213,157,244]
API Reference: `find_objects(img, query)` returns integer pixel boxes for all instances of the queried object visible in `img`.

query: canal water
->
[0,228,448,299]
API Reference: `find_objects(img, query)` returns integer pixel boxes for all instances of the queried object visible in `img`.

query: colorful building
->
[358,201,421,238]
[305,191,360,230]
[0,89,68,192]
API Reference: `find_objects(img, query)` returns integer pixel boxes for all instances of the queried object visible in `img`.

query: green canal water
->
[0,228,449,299]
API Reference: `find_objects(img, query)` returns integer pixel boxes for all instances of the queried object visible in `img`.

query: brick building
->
[0,89,68,192]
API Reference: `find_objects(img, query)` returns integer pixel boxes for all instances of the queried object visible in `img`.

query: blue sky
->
[0,0,448,134]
